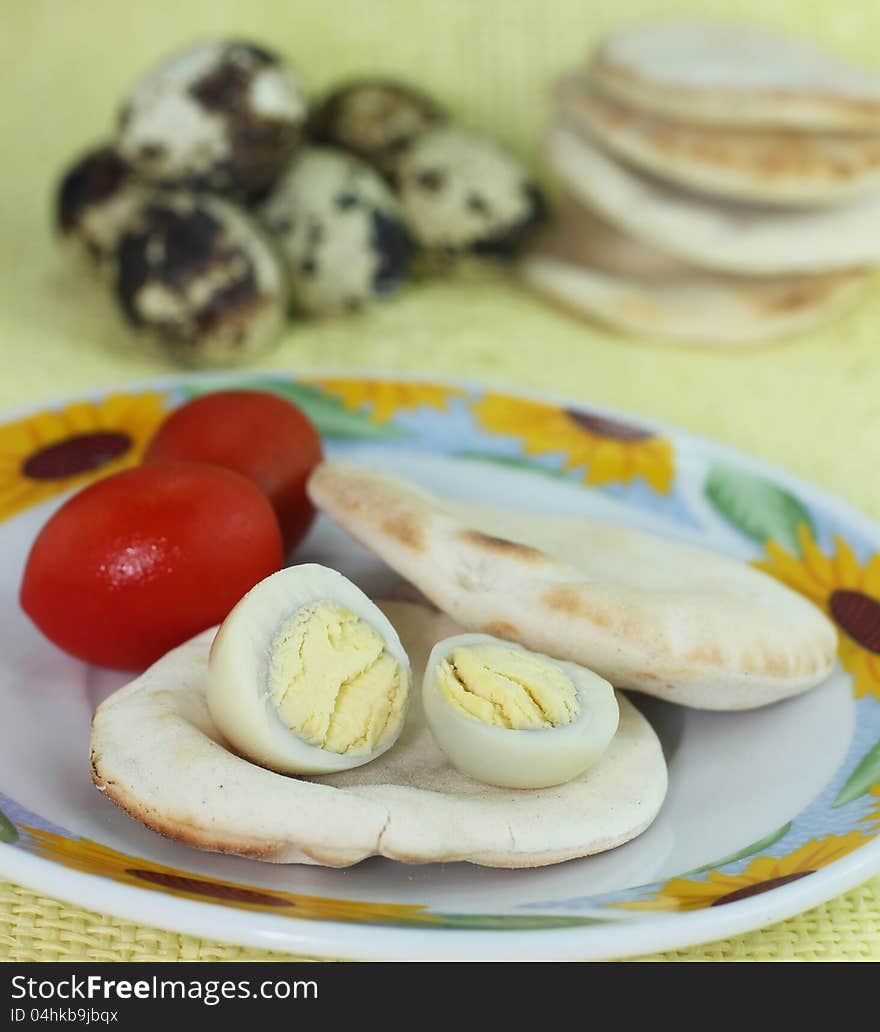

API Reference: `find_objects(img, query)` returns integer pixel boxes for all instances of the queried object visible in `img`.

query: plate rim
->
[5,362,877,541]
[3,834,879,960]
[1,366,878,961]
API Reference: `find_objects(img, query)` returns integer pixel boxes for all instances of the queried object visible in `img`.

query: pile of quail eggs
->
[58,40,545,366]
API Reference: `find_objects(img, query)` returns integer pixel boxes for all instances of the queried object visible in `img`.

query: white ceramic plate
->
[1,370,879,961]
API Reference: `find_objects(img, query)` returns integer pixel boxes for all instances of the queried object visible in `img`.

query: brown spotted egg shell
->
[56,145,151,274]
[115,192,287,366]
[116,40,307,198]
[259,147,413,315]
[389,126,545,255]
[308,78,444,170]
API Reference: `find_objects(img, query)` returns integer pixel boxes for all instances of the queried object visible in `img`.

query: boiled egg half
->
[423,633,619,789]
[207,564,411,775]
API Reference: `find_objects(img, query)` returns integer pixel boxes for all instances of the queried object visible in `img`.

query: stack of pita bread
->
[523,20,880,345]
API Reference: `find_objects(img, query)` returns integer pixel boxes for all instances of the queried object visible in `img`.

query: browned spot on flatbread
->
[757,285,822,315]
[629,670,665,684]
[455,569,479,591]
[682,642,812,678]
[752,648,798,678]
[313,469,428,553]
[542,585,613,629]
[481,621,521,641]
[682,643,724,668]
[322,478,374,515]
[542,584,584,617]
[775,653,800,676]
[381,513,425,551]
[752,276,849,316]
[459,529,545,561]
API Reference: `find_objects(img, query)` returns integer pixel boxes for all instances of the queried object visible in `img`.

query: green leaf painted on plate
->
[454,451,571,481]
[431,913,610,930]
[0,809,18,844]
[834,738,880,807]
[682,822,792,876]
[184,380,406,441]
[704,463,813,555]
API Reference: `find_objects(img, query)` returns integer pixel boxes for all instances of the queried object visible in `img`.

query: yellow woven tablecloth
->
[2,0,880,962]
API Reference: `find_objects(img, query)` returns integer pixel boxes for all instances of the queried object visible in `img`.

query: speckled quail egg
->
[422,633,619,789]
[116,40,306,198]
[207,564,412,775]
[115,192,287,366]
[389,126,545,255]
[308,78,444,171]
[259,146,413,315]
[56,145,151,273]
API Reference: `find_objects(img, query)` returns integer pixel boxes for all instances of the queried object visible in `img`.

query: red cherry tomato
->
[20,463,283,671]
[143,390,323,551]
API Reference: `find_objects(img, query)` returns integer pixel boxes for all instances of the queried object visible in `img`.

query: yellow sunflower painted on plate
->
[309,378,464,423]
[866,788,880,832]
[473,394,674,493]
[614,832,869,912]
[0,392,168,523]
[755,525,880,700]
[17,825,437,927]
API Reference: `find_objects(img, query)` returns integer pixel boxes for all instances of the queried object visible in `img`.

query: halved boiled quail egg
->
[422,634,619,789]
[207,564,411,775]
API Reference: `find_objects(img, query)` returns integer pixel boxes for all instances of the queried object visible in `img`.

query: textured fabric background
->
[1,0,879,961]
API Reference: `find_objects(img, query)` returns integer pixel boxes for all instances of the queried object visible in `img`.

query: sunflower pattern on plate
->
[472,393,674,493]
[755,525,880,701]
[306,377,465,424]
[612,833,871,912]
[15,823,437,927]
[866,790,880,831]
[0,392,168,524]
[3,811,607,931]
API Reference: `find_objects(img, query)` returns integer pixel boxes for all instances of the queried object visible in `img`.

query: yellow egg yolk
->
[435,643,580,729]
[267,601,405,755]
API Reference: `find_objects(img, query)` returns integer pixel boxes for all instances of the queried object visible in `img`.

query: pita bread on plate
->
[590,20,880,131]
[549,123,880,274]
[558,76,880,207]
[520,200,867,345]
[90,601,667,868]
[307,463,837,710]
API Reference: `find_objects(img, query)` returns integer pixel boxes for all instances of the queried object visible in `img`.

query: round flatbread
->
[590,20,880,131]
[307,463,837,710]
[520,201,868,345]
[558,76,880,207]
[549,124,880,274]
[90,601,667,868]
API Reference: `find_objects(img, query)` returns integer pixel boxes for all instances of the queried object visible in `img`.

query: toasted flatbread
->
[549,124,880,274]
[90,601,667,868]
[307,463,837,710]
[559,76,880,207]
[590,21,880,131]
[520,200,868,345]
